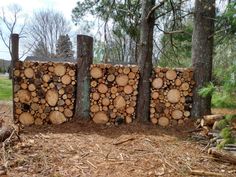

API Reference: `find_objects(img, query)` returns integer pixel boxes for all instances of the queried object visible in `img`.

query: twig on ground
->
[87,160,97,169]
[190,169,224,176]
[113,137,135,145]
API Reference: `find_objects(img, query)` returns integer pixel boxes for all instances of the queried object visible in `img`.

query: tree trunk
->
[136,0,155,122]
[74,35,93,119]
[191,0,215,118]
[11,34,19,121]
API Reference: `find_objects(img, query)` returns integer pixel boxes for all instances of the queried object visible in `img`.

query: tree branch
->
[146,0,167,20]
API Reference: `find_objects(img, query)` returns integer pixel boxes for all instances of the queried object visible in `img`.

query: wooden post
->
[74,35,93,119]
[11,33,19,121]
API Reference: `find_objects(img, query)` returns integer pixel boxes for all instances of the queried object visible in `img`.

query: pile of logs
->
[194,114,236,164]
[89,64,139,124]
[13,61,76,125]
[150,67,194,127]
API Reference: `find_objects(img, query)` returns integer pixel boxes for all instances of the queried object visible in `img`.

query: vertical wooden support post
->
[74,35,93,119]
[11,33,19,121]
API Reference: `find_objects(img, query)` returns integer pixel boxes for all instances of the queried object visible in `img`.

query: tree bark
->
[191,0,215,118]
[11,34,19,121]
[136,0,156,122]
[74,35,93,119]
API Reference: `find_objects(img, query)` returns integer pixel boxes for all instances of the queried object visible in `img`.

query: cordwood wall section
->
[12,60,194,127]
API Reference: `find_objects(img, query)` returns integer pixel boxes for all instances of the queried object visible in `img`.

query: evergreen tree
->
[32,41,50,57]
[56,34,74,59]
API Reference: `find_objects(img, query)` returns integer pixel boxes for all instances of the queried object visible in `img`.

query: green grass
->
[0,76,12,100]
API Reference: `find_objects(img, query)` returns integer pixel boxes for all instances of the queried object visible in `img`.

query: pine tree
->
[32,41,50,57]
[56,34,74,59]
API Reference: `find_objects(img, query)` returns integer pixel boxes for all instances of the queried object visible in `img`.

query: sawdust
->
[0,102,236,177]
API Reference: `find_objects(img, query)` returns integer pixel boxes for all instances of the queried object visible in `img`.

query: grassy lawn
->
[0,76,12,100]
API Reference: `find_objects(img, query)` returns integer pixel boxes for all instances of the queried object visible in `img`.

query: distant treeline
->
[0,59,10,73]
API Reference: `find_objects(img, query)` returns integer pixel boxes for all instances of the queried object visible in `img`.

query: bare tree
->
[0,4,30,78]
[28,9,71,58]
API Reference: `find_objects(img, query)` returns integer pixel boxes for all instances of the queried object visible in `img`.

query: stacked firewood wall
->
[150,67,194,127]
[13,61,76,125]
[89,64,139,124]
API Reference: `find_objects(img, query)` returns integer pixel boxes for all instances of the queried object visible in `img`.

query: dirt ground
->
[0,102,236,177]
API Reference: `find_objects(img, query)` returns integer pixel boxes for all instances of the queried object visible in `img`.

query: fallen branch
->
[190,170,224,176]
[184,127,202,133]
[113,137,135,145]
[208,147,236,164]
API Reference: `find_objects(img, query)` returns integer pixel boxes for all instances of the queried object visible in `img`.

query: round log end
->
[19,112,34,126]
[49,111,66,124]
[93,111,109,124]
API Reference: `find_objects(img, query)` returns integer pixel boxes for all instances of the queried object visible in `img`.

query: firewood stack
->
[150,67,194,127]
[13,61,76,125]
[89,64,139,124]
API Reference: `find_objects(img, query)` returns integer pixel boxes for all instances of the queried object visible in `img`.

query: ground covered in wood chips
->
[0,102,236,177]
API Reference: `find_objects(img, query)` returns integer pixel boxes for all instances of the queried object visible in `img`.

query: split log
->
[114,96,126,110]
[46,89,59,106]
[17,90,31,103]
[125,116,132,124]
[42,74,50,82]
[201,115,224,127]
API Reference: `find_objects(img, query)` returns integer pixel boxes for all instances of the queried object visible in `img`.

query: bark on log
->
[208,147,236,164]
[0,126,13,142]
